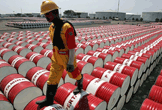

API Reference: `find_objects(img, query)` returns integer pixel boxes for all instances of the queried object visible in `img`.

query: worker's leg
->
[67,63,83,95]
[47,60,64,85]
[36,60,64,108]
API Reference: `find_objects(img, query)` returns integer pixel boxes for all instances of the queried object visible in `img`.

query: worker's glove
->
[66,64,74,72]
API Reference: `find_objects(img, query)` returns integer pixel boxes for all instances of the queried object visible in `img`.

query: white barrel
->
[0,91,14,110]
[0,74,42,110]
[12,45,32,57]
[76,53,103,69]
[0,47,18,62]
[25,44,44,53]
[25,52,51,69]
[76,59,93,75]
[8,55,36,77]
[125,86,134,103]
[0,59,17,82]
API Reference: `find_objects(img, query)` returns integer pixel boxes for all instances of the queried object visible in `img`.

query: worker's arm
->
[65,25,76,72]
[68,48,75,65]
[66,48,75,72]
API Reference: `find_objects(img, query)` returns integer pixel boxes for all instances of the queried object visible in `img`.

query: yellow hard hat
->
[40,0,59,15]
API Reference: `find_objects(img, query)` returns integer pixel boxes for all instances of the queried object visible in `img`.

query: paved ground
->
[1,19,161,110]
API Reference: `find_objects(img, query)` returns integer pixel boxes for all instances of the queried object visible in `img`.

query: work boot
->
[36,84,58,108]
[73,74,83,95]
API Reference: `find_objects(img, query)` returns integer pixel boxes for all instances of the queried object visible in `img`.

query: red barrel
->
[91,40,105,48]
[103,46,124,57]
[75,47,84,55]
[140,73,146,87]
[160,70,162,76]
[14,41,28,47]
[25,44,44,53]
[91,67,130,96]
[0,59,17,82]
[76,43,92,54]
[12,45,32,57]
[125,86,134,103]
[0,74,42,110]
[121,53,149,68]
[55,83,107,110]
[114,57,145,78]
[25,35,34,39]
[102,38,110,45]
[25,39,39,44]
[25,96,64,110]
[17,36,28,41]
[0,91,14,110]
[76,59,93,75]
[146,51,156,63]
[2,42,16,50]
[76,53,103,68]
[127,51,152,65]
[37,42,53,50]
[26,67,50,95]
[133,79,140,94]
[62,69,76,85]
[0,35,9,41]
[35,38,48,43]
[81,41,99,51]
[87,50,112,65]
[40,49,53,59]
[0,39,6,45]
[6,38,18,44]
[0,47,18,62]
[116,95,126,110]
[140,98,162,110]
[81,74,120,110]
[104,61,138,86]
[76,37,86,43]
[148,85,162,104]
[26,52,51,68]
[46,62,51,71]
[96,48,119,61]
[8,55,36,77]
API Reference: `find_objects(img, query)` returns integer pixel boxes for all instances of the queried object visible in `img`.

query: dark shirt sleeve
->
[65,27,77,49]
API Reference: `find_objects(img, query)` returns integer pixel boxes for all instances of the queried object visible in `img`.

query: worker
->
[36,0,83,108]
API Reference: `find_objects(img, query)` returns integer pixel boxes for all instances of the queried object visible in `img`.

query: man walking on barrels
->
[36,0,83,108]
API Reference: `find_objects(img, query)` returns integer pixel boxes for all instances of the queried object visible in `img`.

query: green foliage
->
[155,18,159,22]
[140,18,143,21]
[63,10,75,18]
[136,18,139,21]
[160,18,162,22]
[37,15,41,17]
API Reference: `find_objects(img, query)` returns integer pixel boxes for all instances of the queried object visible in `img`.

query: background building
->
[126,13,141,20]
[89,13,96,19]
[142,10,162,21]
[95,10,126,20]
[63,10,88,18]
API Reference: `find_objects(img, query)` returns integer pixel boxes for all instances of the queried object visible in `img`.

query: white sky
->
[0,0,162,15]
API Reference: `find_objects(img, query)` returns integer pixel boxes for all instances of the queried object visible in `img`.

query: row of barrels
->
[0,27,161,107]
[76,25,150,37]
[141,70,162,110]
[0,27,155,57]
[5,20,94,29]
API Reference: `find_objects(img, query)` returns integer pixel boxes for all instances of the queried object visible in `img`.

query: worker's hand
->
[66,64,74,72]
